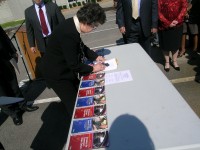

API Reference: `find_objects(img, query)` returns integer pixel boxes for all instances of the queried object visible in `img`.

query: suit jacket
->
[116,0,158,37]
[41,18,98,81]
[0,26,18,85]
[0,26,17,62]
[25,2,65,52]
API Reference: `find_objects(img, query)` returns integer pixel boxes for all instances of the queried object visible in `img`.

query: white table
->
[66,43,200,150]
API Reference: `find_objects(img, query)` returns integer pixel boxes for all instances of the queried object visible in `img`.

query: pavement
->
[1,0,200,150]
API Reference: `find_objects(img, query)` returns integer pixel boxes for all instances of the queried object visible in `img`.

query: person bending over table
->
[41,3,106,120]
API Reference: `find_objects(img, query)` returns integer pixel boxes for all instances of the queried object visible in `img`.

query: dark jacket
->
[116,0,158,37]
[0,26,16,61]
[41,18,98,81]
[25,2,65,52]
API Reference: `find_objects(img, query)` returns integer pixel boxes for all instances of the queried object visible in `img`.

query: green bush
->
[72,3,77,7]
[69,4,72,8]
[82,1,86,5]
[77,2,81,6]
[63,5,67,9]
[91,0,96,3]
[58,6,63,10]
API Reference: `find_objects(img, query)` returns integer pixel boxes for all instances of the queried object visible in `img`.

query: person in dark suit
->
[25,0,65,56]
[41,3,106,120]
[0,26,39,126]
[116,0,158,55]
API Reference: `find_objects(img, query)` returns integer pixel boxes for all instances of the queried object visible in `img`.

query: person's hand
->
[185,13,189,18]
[96,56,105,62]
[30,47,36,53]
[169,20,178,27]
[119,26,126,34]
[151,28,157,33]
[93,63,105,73]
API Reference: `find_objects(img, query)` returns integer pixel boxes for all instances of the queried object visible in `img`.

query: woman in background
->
[158,0,187,72]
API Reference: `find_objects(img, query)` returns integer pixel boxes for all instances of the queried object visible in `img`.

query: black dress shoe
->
[172,61,180,71]
[164,67,170,72]
[164,62,170,72]
[12,114,23,126]
[22,105,39,112]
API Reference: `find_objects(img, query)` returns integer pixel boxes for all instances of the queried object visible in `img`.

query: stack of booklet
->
[68,72,109,150]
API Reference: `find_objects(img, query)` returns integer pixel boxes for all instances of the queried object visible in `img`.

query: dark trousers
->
[124,19,151,55]
[46,78,80,119]
[0,60,24,118]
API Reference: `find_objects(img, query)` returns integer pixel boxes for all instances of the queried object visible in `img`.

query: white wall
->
[0,0,71,24]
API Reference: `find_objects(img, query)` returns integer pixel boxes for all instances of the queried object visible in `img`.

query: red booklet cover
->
[78,88,95,97]
[68,130,109,150]
[74,104,107,119]
[82,74,97,80]
[82,72,105,81]
[74,106,94,118]
[68,133,93,150]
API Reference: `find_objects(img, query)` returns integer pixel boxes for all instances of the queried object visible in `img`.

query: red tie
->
[39,5,49,35]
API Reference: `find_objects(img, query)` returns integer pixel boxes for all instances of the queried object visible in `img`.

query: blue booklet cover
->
[72,118,93,133]
[76,96,94,107]
[80,80,95,88]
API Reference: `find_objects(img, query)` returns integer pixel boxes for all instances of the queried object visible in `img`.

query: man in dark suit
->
[116,0,158,55]
[0,26,39,125]
[25,0,65,56]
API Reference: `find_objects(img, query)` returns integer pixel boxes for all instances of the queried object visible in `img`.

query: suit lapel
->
[32,6,42,32]
[45,3,52,28]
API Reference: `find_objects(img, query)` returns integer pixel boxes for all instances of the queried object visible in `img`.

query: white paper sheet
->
[105,70,133,85]
[104,58,118,71]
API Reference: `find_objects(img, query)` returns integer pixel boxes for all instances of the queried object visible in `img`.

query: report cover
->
[82,72,105,81]
[80,79,105,88]
[80,80,95,88]
[71,115,108,134]
[78,86,105,97]
[76,96,94,107]
[68,130,109,150]
[74,104,106,119]
[78,88,95,97]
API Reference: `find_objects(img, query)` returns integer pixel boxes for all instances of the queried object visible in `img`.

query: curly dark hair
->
[77,3,106,26]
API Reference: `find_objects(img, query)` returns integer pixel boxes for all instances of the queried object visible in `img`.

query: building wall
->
[0,0,69,24]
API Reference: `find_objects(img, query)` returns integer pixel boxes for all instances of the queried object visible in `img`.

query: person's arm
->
[61,36,104,75]
[116,0,126,34]
[158,0,171,28]
[151,0,158,33]
[25,9,36,53]
[176,0,187,24]
[54,3,65,23]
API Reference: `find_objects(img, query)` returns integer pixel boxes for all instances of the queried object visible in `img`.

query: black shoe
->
[12,114,23,126]
[22,105,39,112]
[164,62,170,72]
[172,61,180,71]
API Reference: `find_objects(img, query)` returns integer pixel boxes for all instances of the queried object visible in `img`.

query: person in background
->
[158,0,187,72]
[179,0,199,58]
[41,3,106,121]
[25,0,65,56]
[0,26,39,126]
[116,0,158,55]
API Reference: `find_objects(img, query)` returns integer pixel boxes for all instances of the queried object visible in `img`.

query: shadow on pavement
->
[20,79,46,102]
[150,46,164,65]
[31,102,71,150]
[0,112,8,126]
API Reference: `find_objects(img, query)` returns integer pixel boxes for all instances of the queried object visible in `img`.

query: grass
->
[0,19,25,29]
